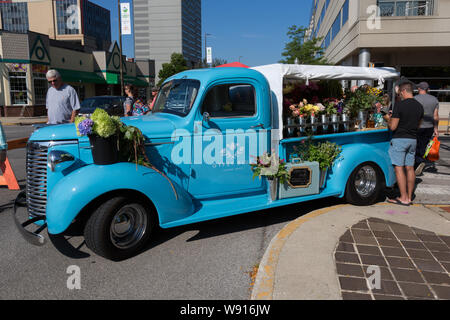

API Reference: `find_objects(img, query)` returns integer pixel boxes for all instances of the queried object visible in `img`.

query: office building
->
[0,0,111,52]
[133,0,202,81]
[307,0,450,108]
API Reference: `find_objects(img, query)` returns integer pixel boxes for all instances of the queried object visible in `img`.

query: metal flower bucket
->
[331,114,339,133]
[321,115,329,133]
[299,116,306,135]
[310,115,318,134]
[342,113,350,132]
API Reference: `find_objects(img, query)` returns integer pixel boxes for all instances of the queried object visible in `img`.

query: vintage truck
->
[14,64,400,260]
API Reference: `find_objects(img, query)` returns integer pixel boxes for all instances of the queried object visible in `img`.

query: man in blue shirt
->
[46,70,80,124]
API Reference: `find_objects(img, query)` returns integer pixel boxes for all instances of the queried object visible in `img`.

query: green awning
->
[105,72,149,87]
[57,69,106,84]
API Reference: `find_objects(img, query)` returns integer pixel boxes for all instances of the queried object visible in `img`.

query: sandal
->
[387,198,410,206]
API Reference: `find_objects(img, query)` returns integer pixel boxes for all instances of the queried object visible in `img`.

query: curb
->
[250,204,348,300]
[250,202,450,300]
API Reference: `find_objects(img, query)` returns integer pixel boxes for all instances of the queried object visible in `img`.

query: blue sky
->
[91,0,313,67]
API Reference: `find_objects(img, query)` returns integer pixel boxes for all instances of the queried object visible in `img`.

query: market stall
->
[251,63,400,141]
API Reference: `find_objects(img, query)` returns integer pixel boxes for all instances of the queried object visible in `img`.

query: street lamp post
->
[204,33,212,67]
[118,1,124,95]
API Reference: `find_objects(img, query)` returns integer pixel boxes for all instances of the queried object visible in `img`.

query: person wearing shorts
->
[384,82,423,206]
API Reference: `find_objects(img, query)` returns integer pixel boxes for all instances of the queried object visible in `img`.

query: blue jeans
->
[389,138,417,167]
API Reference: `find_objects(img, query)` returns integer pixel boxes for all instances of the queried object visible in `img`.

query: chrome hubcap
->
[110,204,148,249]
[354,166,377,197]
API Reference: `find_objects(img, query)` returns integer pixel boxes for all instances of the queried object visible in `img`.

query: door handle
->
[250,123,264,129]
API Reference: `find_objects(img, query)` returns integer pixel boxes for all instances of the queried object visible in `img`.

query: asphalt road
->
[0,125,449,299]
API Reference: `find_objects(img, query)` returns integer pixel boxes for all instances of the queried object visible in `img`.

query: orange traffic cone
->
[0,156,20,190]
[0,137,28,190]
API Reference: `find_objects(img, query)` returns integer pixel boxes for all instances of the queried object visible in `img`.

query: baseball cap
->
[417,82,429,90]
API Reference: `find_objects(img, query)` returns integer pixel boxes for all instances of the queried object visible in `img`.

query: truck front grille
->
[26,142,49,217]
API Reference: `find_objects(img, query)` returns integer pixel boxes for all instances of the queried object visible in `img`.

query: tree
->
[280,25,327,65]
[157,53,189,86]
[194,57,229,69]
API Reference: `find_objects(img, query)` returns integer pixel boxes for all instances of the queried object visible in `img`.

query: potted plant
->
[251,153,290,201]
[344,85,382,129]
[295,139,343,188]
[75,109,121,165]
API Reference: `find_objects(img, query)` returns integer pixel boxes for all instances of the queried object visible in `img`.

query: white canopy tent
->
[251,63,400,141]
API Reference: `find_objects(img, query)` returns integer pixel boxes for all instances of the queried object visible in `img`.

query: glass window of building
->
[378,1,434,16]
[342,0,349,26]
[56,0,80,35]
[33,72,48,105]
[331,12,341,40]
[9,72,28,105]
[0,2,29,33]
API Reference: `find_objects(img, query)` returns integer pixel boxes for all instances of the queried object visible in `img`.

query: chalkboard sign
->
[289,167,311,188]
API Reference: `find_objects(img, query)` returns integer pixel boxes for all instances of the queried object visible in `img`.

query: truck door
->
[188,79,271,198]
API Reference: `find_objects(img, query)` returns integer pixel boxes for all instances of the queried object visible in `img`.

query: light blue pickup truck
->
[14,64,399,260]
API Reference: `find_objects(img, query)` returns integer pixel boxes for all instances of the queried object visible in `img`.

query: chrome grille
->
[26,142,48,217]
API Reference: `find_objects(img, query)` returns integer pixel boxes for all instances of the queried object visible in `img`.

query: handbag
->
[425,137,440,162]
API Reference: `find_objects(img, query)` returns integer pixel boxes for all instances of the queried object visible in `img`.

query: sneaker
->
[415,162,425,175]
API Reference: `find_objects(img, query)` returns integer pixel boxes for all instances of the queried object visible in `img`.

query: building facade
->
[133,0,202,81]
[307,0,450,108]
[0,31,154,117]
[0,0,111,52]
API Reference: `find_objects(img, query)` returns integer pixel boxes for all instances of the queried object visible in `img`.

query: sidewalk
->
[0,116,47,126]
[251,203,450,300]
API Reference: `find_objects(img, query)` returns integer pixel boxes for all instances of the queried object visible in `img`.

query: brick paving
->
[334,217,450,300]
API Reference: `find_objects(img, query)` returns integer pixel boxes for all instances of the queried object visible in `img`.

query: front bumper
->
[13,191,47,246]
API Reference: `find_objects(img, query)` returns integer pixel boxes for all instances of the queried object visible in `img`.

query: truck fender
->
[46,162,195,234]
[326,143,395,197]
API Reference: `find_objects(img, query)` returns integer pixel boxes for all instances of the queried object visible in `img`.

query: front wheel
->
[84,196,154,260]
[345,163,383,206]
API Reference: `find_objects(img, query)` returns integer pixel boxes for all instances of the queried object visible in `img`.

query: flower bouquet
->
[288,99,326,135]
[251,153,290,201]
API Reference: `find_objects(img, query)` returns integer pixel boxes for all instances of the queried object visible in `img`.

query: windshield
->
[152,79,200,116]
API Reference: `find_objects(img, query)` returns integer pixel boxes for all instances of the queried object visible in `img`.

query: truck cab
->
[14,64,399,260]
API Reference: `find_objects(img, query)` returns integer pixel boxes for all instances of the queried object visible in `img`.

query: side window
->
[202,84,256,118]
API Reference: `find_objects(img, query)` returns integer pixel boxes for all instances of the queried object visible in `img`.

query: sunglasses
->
[48,79,59,84]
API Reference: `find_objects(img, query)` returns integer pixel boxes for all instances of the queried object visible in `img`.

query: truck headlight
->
[48,150,75,172]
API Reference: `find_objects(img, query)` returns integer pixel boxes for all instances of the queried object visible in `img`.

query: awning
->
[57,69,106,84]
[105,72,149,87]
[251,64,400,141]
[216,62,249,68]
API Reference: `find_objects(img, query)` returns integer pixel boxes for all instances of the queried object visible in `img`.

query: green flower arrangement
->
[344,85,383,117]
[294,139,343,171]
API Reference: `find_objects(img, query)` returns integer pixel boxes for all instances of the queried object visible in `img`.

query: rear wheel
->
[84,196,154,260]
[345,163,383,206]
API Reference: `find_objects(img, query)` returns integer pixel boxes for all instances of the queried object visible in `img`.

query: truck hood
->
[30,114,177,142]
[120,113,176,140]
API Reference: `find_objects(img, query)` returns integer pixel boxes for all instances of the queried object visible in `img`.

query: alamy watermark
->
[170,124,272,166]
[66,265,81,290]
[367,5,382,30]
[367,265,381,290]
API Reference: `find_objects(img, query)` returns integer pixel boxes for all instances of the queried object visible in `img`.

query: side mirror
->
[202,112,210,123]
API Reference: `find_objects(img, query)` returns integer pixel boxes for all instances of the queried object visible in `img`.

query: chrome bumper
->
[13,191,47,246]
